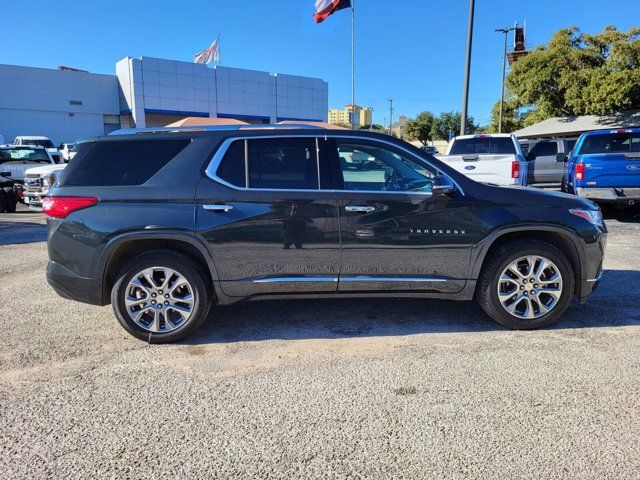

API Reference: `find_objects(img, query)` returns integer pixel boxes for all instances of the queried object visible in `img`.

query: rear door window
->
[450,137,516,155]
[61,139,190,186]
[529,141,558,157]
[580,133,640,154]
[247,138,318,189]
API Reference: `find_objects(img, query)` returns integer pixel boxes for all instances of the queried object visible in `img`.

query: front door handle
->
[345,205,375,213]
[203,204,234,212]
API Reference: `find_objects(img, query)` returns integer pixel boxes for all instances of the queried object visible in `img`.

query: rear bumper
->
[576,187,640,204]
[46,260,104,306]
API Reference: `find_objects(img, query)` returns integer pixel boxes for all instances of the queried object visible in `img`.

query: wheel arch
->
[472,225,584,296]
[98,231,220,305]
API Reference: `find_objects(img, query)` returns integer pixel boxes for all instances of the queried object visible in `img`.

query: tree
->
[431,111,478,140]
[506,26,640,126]
[486,95,525,133]
[403,111,436,145]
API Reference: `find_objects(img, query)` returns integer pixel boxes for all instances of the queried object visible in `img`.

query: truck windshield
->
[0,148,51,164]
[23,139,55,148]
[580,133,640,154]
[450,137,516,155]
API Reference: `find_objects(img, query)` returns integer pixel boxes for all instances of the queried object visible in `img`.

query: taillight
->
[42,196,99,219]
[511,161,520,179]
[575,163,585,181]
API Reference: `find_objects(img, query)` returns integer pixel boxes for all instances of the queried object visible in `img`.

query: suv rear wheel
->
[3,187,17,213]
[111,251,212,343]
[476,240,575,329]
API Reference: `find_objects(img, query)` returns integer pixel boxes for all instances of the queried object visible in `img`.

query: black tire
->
[111,250,212,343]
[3,188,17,213]
[0,188,6,212]
[476,240,575,329]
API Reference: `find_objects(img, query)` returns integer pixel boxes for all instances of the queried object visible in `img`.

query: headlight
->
[570,208,603,226]
[43,174,56,187]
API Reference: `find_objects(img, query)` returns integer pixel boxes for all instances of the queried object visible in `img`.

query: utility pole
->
[387,99,394,136]
[495,26,515,133]
[351,0,356,130]
[460,0,475,136]
[369,106,374,131]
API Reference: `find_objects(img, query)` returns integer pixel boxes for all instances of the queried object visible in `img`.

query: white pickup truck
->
[441,133,528,186]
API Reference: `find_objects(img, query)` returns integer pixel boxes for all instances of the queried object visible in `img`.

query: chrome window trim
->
[205,134,465,196]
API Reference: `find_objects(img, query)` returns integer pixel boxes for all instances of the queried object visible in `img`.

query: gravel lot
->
[1,205,639,479]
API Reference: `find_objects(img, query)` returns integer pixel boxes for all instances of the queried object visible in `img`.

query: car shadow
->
[184,269,640,345]
[0,220,47,245]
[602,205,640,223]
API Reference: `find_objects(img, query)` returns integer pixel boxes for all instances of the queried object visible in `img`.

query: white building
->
[0,57,329,144]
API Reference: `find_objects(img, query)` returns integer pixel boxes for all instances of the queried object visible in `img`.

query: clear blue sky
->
[4,0,638,125]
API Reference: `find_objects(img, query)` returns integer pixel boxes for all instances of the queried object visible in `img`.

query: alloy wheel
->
[497,255,563,320]
[124,266,194,333]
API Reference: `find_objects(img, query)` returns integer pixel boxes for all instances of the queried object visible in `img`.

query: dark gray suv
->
[44,124,606,342]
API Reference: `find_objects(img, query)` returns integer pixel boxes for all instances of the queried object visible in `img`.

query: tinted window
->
[450,137,516,155]
[530,141,558,157]
[567,140,577,152]
[580,133,640,155]
[247,138,318,189]
[216,140,246,187]
[0,148,51,164]
[335,140,436,192]
[61,139,190,186]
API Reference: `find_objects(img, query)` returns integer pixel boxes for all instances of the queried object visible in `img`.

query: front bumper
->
[576,187,640,204]
[46,260,104,306]
[578,226,607,302]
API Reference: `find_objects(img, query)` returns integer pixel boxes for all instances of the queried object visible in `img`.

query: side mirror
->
[526,152,536,161]
[555,152,566,162]
[432,175,455,196]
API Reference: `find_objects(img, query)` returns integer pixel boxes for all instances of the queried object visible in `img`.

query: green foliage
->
[506,25,640,125]
[431,111,478,140]
[486,95,526,133]
[403,111,436,145]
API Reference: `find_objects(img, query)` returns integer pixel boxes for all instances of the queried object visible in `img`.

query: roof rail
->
[109,123,329,136]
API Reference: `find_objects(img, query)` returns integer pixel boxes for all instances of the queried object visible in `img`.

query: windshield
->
[23,139,55,148]
[450,137,516,155]
[0,148,52,164]
[580,133,640,155]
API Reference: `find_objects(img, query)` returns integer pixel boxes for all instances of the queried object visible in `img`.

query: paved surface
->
[1,204,640,479]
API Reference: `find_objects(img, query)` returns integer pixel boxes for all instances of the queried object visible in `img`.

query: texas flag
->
[313,0,351,23]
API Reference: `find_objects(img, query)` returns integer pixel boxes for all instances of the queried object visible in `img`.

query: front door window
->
[335,141,437,193]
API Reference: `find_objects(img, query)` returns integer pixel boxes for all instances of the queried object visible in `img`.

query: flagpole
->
[217,33,221,65]
[351,0,355,130]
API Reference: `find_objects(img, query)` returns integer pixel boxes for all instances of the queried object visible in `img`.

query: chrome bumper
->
[576,187,640,202]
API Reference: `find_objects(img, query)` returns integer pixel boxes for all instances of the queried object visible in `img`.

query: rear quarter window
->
[60,139,190,186]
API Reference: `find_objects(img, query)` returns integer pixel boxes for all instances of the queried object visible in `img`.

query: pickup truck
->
[525,137,577,186]
[0,145,55,212]
[442,134,528,186]
[562,128,640,207]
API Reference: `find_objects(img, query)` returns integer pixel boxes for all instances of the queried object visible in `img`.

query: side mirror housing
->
[556,152,566,162]
[432,175,455,196]
[526,152,536,161]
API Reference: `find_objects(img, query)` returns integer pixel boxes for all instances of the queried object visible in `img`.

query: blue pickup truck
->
[562,128,640,207]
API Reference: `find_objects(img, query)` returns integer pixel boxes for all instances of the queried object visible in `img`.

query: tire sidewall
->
[486,246,574,329]
[111,254,210,343]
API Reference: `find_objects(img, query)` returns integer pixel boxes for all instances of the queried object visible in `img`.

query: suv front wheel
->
[111,251,212,343]
[476,240,575,329]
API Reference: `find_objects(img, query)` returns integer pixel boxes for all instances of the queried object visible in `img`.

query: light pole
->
[460,0,475,136]
[495,26,515,133]
[387,99,394,136]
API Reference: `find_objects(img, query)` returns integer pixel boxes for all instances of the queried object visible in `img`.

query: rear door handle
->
[345,205,375,213]
[203,204,234,212]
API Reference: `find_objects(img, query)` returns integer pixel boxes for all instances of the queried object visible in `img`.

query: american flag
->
[193,38,220,65]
